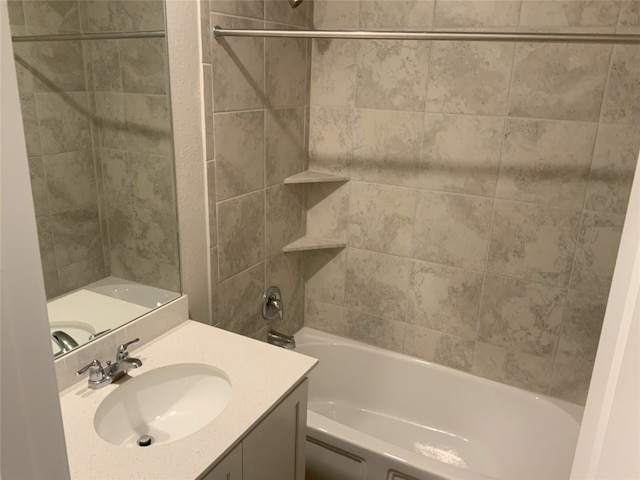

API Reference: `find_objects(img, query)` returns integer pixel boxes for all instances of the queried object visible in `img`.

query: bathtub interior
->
[296,327,583,480]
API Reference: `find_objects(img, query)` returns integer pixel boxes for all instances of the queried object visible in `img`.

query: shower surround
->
[303,0,640,404]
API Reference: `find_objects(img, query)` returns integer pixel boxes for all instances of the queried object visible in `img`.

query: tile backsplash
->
[304,0,640,404]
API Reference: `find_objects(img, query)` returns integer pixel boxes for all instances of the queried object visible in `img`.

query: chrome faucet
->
[267,330,296,350]
[76,338,143,389]
[51,330,79,353]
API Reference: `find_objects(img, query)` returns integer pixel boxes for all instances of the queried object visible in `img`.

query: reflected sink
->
[94,363,232,447]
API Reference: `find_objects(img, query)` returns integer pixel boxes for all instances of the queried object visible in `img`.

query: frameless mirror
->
[8,0,181,357]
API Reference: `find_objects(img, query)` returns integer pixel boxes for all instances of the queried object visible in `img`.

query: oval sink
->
[94,363,232,447]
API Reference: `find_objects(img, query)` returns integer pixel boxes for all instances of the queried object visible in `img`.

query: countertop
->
[59,320,318,480]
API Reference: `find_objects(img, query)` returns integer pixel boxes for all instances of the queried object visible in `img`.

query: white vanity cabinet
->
[201,379,308,480]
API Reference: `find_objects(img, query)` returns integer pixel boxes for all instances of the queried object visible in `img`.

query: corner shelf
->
[284,170,350,184]
[282,236,346,253]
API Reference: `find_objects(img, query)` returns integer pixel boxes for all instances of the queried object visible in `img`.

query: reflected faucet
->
[51,330,79,353]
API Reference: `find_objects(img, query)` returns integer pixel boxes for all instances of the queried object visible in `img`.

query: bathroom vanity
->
[59,319,317,480]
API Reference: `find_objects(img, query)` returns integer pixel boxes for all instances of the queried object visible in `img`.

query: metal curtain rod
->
[213,26,640,45]
[11,30,165,43]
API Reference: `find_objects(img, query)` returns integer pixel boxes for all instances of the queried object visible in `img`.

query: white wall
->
[0,3,70,478]
[571,153,640,479]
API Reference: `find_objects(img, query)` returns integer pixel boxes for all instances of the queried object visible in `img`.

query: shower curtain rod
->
[11,30,165,43]
[213,26,640,45]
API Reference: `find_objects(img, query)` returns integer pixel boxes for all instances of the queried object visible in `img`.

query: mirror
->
[8,0,181,357]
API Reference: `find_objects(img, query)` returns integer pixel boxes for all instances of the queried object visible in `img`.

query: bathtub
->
[295,327,583,480]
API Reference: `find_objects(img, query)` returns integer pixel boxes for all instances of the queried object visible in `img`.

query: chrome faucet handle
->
[76,359,106,384]
[116,338,140,361]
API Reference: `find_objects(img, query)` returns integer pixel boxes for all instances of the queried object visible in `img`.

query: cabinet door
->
[243,379,308,480]
[201,444,242,480]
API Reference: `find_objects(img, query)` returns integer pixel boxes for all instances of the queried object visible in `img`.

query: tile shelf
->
[283,170,350,184]
[282,236,346,252]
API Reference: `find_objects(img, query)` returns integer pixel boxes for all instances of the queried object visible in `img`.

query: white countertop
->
[59,320,318,480]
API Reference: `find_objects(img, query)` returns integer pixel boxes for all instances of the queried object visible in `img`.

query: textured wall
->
[9,0,180,297]
[201,0,312,337]
[304,0,640,404]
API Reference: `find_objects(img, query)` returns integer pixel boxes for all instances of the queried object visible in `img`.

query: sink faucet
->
[76,338,143,389]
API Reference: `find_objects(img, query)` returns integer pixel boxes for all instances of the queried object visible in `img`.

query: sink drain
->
[137,435,154,447]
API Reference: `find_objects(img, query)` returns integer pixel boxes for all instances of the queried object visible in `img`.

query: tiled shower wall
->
[304,0,640,404]
[200,0,312,336]
[8,0,180,297]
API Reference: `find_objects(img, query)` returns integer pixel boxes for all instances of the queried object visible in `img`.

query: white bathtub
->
[295,328,583,480]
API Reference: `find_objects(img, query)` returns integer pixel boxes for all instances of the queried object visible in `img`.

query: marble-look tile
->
[313,0,359,28]
[617,0,640,32]
[207,161,218,247]
[601,45,640,124]
[217,263,265,337]
[36,216,56,273]
[420,113,503,196]
[31,41,85,93]
[265,0,310,27]
[413,190,492,270]
[130,152,175,212]
[497,119,596,208]
[519,0,620,30]
[351,109,423,186]
[355,40,430,112]
[101,148,132,206]
[217,190,265,281]
[434,0,520,28]
[304,249,347,304]
[211,15,264,112]
[571,211,625,294]
[24,1,80,34]
[265,33,307,107]
[7,0,25,27]
[87,40,122,92]
[359,0,434,29]
[408,260,483,339]
[488,200,581,287]
[123,94,173,156]
[403,324,474,371]
[211,0,264,19]
[342,309,405,352]
[133,208,179,265]
[266,184,304,256]
[306,182,349,241]
[266,107,304,186]
[43,150,97,213]
[52,205,102,267]
[472,342,554,393]
[557,289,607,359]
[426,41,514,115]
[214,110,264,201]
[36,92,91,155]
[19,93,41,156]
[13,44,35,94]
[58,256,106,294]
[209,246,219,325]
[304,298,346,336]
[43,270,61,300]
[266,252,303,330]
[119,38,167,95]
[308,106,354,175]
[28,156,49,216]
[81,0,118,32]
[549,351,595,405]
[311,39,357,106]
[110,251,180,292]
[200,0,211,64]
[509,43,610,121]
[94,92,126,150]
[116,0,165,31]
[348,182,415,257]
[479,275,565,356]
[345,247,411,320]
[586,124,640,214]
[107,204,136,253]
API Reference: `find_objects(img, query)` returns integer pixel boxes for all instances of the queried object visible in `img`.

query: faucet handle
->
[116,338,140,360]
[76,359,105,384]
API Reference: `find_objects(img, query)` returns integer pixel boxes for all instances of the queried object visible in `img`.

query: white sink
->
[94,363,232,447]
